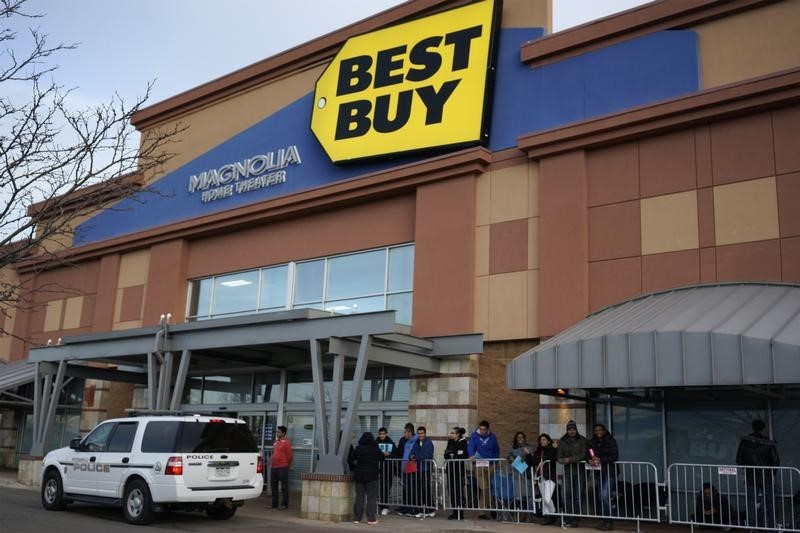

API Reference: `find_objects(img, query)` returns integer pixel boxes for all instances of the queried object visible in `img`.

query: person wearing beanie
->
[558,420,589,528]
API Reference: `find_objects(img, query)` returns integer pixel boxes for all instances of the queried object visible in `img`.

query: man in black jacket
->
[736,419,780,531]
[348,432,384,525]
[589,424,619,531]
[376,427,396,516]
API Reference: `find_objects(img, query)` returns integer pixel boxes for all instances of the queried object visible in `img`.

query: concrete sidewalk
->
[1,469,677,531]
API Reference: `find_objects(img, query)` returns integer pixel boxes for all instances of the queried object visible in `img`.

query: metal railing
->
[543,460,662,531]
[378,458,439,518]
[441,458,537,523]
[668,463,800,532]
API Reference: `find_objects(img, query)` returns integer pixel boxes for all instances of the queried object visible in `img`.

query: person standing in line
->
[375,427,396,516]
[468,419,500,520]
[589,423,619,531]
[348,431,384,525]
[269,425,293,510]
[532,433,559,525]
[557,420,589,528]
[410,426,435,518]
[444,426,468,520]
[736,419,780,532]
[393,423,418,517]
[506,431,536,520]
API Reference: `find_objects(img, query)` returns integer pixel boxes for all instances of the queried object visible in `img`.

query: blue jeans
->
[596,471,615,520]
[563,468,584,519]
[745,482,775,530]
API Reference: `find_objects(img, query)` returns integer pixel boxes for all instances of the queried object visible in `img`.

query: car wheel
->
[123,478,155,525]
[206,505,237,520]
[41,469,67,511]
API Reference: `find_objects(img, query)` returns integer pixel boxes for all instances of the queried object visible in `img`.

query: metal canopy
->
[0,360,36,399]
[27,309,483,461]
[507,283,800,392]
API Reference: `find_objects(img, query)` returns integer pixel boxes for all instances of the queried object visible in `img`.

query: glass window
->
[387,293,412,325]
[295,260,324,305]
[324,295,384,315]
[83,422,115,452]
[260,265,288,311]
[202,375,253,404]
[286,376,315,403]
[178,421,258,453]
[384,368,409,402]
[189,279,213,318]
[610,403,664,476]
[389,245,414,292]
[184,376,202,404]
[327,249,385,300]
[141,421,180,453]
[255,373,282,403]
[771,399,800,469]
[106,422,138,453]
[666,401,766,466]
[213,270,259,316]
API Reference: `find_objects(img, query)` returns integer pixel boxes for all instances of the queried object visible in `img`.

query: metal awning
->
[507,283,800,392]
[0,359,36,393]
[26,308,482,461]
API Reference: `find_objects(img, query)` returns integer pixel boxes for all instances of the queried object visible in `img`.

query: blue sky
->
[4,0,649,112]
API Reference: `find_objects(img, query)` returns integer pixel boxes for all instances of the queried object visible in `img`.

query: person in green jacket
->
[557,420,589,528]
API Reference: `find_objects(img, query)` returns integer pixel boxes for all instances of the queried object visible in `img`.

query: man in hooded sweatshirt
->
[589,423,619,531]
[558,420,589,528]
[348,432,384,525]
[736,419,780,531]
[376,427,396,516]
[393,423,418,516]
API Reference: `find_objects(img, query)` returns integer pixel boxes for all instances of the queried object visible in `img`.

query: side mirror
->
[69,437,83,450]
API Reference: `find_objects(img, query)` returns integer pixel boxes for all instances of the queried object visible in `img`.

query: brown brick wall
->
[478,340,540,451]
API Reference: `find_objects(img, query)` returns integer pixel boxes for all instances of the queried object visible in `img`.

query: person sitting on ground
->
[694,483,733,530]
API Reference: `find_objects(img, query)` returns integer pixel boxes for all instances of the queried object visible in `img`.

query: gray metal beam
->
[309,340,328,456]
[58,364,148,385]
[170,350,192,411]
[328,354,344,455]
[329,337,441,373]
[147,352,156,410]
[337,335,370,464]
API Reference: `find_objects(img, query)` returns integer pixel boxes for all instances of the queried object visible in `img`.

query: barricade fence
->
[368,457,799,531]
[668,463,800,532]
[544,460,661,530]
[441,458,537,523]
[378,458,438,518]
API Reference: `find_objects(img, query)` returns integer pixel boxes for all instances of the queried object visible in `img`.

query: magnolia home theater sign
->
[311,0,500,163]
[187,145,301,203]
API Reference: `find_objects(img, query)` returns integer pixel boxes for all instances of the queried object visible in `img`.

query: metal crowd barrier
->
[441,458,537,523]
[545,460,662,531]
[377,458,439,519]
[668,463,800,532]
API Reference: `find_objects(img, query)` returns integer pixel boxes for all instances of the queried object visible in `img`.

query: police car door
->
[66,421,115,495]
[96,421,138,498]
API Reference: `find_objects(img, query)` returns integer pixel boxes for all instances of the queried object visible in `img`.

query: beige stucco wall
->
[694,0,800,89]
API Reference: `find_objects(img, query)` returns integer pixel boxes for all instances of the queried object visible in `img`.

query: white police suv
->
[40,414,264,525]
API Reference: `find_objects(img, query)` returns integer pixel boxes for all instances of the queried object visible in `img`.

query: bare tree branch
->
[0,0,185,339]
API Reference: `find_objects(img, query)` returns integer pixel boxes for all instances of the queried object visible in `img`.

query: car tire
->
[123,478,155,525]
[41,469,68,511]
[206,505,237,520]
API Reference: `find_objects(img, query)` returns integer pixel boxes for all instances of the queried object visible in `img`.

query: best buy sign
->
[311,0,500,163]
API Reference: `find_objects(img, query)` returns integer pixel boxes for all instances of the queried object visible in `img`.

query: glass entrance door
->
[285,413,316,490]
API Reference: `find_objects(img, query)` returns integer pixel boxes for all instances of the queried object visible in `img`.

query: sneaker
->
[354,520,360,524]
[425,511,436,518]
[414,512,424,518]
[367,520,379,525]
[381,508,390,516]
